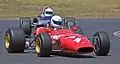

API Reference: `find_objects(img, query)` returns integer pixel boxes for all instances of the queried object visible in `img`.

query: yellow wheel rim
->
[5,33,10,49]
[35,37,41,54]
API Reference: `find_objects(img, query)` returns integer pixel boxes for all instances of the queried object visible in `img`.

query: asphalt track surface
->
[0,19,120,64]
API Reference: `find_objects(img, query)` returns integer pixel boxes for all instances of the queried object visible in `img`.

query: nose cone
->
[73,36,94,53]
[60,35,94,54]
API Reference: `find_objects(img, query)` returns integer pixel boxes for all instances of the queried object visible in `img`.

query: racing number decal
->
[73,38,81,43]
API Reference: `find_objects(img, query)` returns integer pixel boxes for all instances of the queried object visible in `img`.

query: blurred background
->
[0,0,120,19]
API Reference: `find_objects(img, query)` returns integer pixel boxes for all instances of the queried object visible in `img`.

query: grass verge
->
[0,0,120,19]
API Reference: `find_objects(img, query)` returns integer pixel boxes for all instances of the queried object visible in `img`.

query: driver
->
[35,7,55,28]
[50,15,63,29]
[39,7,55,20]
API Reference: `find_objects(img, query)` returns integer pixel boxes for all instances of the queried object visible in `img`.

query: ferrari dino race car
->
[4,17,110,57]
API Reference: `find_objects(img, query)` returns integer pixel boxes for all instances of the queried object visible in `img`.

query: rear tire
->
[63,17,76,29]
[33,17,38,23]
[92,31,110,56]
[4,27,25,53]
[19,17,31,36]
[35,32,52,57]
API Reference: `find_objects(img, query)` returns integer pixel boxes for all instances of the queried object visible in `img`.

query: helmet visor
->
[53,20,62,25]
[45,11,53,15]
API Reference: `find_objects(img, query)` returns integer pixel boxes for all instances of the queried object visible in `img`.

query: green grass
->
[0,0,120,19]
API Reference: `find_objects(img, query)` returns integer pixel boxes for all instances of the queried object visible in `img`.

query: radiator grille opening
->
[77,47,94,53]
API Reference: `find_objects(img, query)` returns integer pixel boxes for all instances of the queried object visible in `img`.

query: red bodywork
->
[34,27,94,54]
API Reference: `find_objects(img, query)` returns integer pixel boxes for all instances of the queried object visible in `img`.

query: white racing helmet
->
[43,7,54,16]
[51,15,63,28]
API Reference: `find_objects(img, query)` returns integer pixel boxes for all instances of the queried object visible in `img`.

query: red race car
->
[4,17,110,57]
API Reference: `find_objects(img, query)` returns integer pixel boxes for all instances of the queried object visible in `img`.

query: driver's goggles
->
[45,11,53,14]
[53,20,62,25]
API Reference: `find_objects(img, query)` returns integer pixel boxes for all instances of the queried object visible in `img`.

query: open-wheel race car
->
[4,17,110,57]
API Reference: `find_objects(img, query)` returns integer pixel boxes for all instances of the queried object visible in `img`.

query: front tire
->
[35,33,52,57]
[4,27,25,53]
[92,31,110,56]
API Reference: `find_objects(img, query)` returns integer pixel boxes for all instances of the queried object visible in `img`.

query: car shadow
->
[22,51,95,58]
[52,52,95,58]
[23,50,36,53]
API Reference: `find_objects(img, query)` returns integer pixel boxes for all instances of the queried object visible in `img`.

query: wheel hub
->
[35,37,41,53]
[5,33,10,49]
[93,36,100,52]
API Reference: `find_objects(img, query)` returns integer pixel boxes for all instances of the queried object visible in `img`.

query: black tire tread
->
[19,17,31,36]
[5,27,25,53]
[93,31,110,56]
[36,32,52,57]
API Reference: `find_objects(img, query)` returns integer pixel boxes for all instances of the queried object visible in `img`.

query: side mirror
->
[72,26,76,31]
